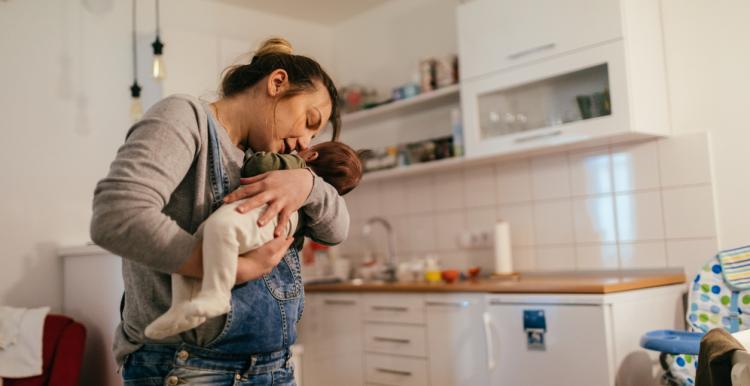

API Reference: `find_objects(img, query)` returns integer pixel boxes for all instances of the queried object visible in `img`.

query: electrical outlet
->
[458,229,494,249]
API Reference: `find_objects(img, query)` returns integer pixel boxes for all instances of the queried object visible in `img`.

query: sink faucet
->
[362,217,397,282]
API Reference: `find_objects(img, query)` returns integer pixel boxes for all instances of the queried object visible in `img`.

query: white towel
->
[0,306,50,378]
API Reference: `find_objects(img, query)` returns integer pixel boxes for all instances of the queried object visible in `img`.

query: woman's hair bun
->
[255,37,293,57]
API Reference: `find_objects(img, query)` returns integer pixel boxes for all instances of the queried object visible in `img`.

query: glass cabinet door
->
[477,63,611,141]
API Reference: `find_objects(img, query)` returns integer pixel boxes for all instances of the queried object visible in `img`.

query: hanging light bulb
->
[129,0,142,121]
[130,81,143,121]
[151,0,165,80]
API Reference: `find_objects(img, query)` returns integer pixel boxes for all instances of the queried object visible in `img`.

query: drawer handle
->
[373,337,411,344]
[375,368,412,377]
[507,43,556,60]
[372,306,409,312]
[514,130,563,144]
[425,300,471,308]
[324,299,356,305]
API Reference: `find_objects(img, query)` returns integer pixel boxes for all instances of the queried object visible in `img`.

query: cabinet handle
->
[507,43,556,60]
[483,312,496,371]
[323,299,356,306]
[373,337,411,344]
[372,306,409,312]
[514,130,563,144]
[375,368,412,377]
[425,300,471,308]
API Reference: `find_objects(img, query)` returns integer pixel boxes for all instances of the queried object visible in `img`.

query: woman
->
[90,38,347,385]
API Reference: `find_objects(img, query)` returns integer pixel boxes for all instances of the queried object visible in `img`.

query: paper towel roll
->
[494,221,513,274]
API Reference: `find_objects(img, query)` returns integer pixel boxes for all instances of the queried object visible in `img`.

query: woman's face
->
[253,73,332,154]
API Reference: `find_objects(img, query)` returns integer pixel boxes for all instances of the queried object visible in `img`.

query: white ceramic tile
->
[343,189,364,220]
[435,210,465,251]
[533,199,575,245]
[575,244,619,270]
[531,154,571,200]
[409,214,436,253]
[535,246,576,271]
[466,248,496,275]
[463,165,496,208]
[619,241,668,269]
[512,247,536,271]
[378,178,407,216]
[568,147,612,196]
[434,170,464,211]
[615,191,665,241]
[658,133,712,187]
[495,159,533,204]
[465,206,498,233]
[662,185,716,239]
[391,215,411,255]
[406,175,434,214]
[611,140,661,192]
[497,203,535,247]
[573,195,617,243]
[357,183,382,220]
[666,238,718,280]
[436,250,472,270]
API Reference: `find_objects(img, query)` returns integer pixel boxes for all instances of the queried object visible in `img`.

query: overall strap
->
[730,290,741,333]
[206,112,230,210]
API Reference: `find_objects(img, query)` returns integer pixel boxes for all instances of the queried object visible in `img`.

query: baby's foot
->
[145,306,207,340]
[185,294,231,319]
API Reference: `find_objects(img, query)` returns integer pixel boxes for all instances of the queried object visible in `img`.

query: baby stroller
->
[641,245,750,385]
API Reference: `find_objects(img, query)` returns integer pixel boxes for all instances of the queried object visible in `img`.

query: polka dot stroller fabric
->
[670,256,750,385]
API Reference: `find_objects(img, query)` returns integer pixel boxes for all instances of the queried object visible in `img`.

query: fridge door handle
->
[483,311,496,370]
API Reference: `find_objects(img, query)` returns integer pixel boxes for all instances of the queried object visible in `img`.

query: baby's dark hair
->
[306,142,363,196]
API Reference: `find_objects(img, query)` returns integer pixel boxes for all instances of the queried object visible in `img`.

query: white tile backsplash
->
[615,191,665,242]
[576,244,619,270]
[611,140,661,192]
[345,133,717,276]
[573,195,617,243]
[495,159,533,204]
[406,175,435,214]
[662,185,717,239]
[434,170,464,210]
[619,241,668,269]
[568,147,612,196]
[463,165,496,208]
[533,199,575,245]
[531,154,571,200]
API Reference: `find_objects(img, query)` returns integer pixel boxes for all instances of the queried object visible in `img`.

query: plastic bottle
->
[451,108,464,157]
[424,256,442,283]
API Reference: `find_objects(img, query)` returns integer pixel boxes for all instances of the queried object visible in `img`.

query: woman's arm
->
[223,168,350,245]
[90,96,202,273]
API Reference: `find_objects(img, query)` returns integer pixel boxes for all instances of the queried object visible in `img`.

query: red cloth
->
[3,314,86,386]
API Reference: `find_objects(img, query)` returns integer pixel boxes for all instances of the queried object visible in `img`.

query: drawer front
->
[364,323,427,358]
[364,294,425,324]
[457,0,622,80]
[365,353,429,386]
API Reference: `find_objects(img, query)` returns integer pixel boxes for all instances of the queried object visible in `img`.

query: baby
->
[145,141,363,339]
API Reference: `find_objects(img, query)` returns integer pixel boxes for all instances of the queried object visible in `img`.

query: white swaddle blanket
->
[0,306,49,379]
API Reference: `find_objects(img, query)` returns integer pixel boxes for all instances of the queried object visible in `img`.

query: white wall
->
[0,0,333,310]
[660,0,750,250]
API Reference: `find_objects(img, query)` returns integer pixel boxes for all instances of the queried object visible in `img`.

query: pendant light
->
[130,0,143,121]
[151,0,165,80]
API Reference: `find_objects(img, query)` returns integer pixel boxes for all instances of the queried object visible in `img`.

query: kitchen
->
[1,0,749,385]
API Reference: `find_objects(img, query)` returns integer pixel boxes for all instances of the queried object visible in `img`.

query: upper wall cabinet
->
[457,0,670,158]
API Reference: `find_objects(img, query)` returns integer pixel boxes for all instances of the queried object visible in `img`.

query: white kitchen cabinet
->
[298,293,364,386]
[484,285,685,386]
[457,0,670,158]
[425,294,490,386]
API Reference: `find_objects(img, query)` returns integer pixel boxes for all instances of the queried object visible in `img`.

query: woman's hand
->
[223,169,314,237]
[236,236,295,283]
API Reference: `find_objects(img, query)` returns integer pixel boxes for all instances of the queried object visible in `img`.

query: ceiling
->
[215,0,391,25]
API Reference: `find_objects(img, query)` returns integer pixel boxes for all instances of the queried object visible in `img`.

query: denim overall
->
[122,113,304,385]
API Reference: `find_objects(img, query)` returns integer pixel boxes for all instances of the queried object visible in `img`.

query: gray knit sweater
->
[90,95,349,365]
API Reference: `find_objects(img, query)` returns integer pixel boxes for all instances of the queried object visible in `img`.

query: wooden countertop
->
[304,270,686,295]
